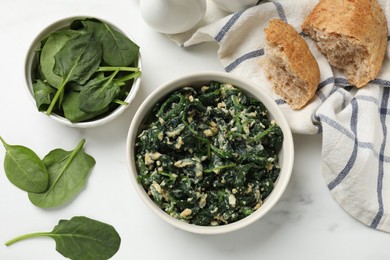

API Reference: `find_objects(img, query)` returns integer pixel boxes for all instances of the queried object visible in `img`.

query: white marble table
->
[0,0,388,259]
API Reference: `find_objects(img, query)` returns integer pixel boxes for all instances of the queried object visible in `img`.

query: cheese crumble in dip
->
[135,81,283,226]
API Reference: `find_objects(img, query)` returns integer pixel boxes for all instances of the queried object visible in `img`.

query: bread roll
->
[261,19,320,110]
[302,0,387,88]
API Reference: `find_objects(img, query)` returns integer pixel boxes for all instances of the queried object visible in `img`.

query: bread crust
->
[263,19,320,109]
[302,0,387,87]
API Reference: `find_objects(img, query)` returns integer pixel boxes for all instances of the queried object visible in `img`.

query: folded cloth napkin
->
[166,0,390,232]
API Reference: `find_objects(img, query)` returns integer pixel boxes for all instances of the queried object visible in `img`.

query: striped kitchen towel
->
[166,0,390,232]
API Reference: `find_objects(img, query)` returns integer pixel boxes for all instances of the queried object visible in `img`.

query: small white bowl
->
[24,16,142,128]
[212,0,259,13]
[126,72,294,234]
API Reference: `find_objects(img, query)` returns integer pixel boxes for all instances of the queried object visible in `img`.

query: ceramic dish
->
[24,16,142,128]
[126,71,294,234]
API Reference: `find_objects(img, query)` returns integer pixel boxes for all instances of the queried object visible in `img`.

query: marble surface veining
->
[0,0,389,259]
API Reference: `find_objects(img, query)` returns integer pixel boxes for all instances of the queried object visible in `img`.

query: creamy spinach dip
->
[135,81,283,226]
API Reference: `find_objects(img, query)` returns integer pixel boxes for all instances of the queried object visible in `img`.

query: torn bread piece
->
[261,19,320,110]
[301,0,387,88]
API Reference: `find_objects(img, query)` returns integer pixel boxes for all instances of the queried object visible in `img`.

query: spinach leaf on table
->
[81,18,140,67]
[46,33,102,115]
[28,139,96,208]
[0,137,48,193]
[5,216,121,260]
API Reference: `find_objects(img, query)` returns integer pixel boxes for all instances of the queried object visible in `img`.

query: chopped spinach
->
[5,216,121,260]
[32,18,141,122]
[135,82,283,226]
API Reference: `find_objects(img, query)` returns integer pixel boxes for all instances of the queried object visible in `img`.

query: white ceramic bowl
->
[212,0,258,13]
[24,16,142,128]
[126,72,294,234]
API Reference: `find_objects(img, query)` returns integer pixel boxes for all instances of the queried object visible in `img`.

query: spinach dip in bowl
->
[127,72,294,234]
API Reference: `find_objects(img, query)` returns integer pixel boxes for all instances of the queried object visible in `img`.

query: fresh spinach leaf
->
[62,91,109,122]
[5,216,121,260]
[32,17,141,121]
[79,71,120,113]
[68,72,106,92]
[81,18,140,66]
[0,137,48,193]
[28,139,95,208]
[39,30,82,89]
[53,33,102,85]
[46,33,102,115]
[32,80,56,112]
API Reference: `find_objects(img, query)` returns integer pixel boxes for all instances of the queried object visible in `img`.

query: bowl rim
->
[24,15,142,128]
[126,71,294,235]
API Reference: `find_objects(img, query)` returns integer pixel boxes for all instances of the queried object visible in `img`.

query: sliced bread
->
[301,0,387,88]
[261,19,320,110]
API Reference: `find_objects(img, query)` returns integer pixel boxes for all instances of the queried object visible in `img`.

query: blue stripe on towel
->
[225,49,264,72]
[317,114,390,162]
[317,77,339,90]
[276,77,352,108]
[299,32,308,37]
[356,95,379,105]
[272,1,287,22]
[316,77,351,103]
[371,88,390,228]
[371,78,390,87]
[385,108,390,115]
[327,98,359,190]
[316,114,355,140]
[314,77,353,104]
[275,99,286,105]
[317,77,350,91]
[215,10,245,43]
[277,77,385,108]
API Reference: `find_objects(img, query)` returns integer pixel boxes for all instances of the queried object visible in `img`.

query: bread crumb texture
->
[261,19,320,110]
[302,0,388,88]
